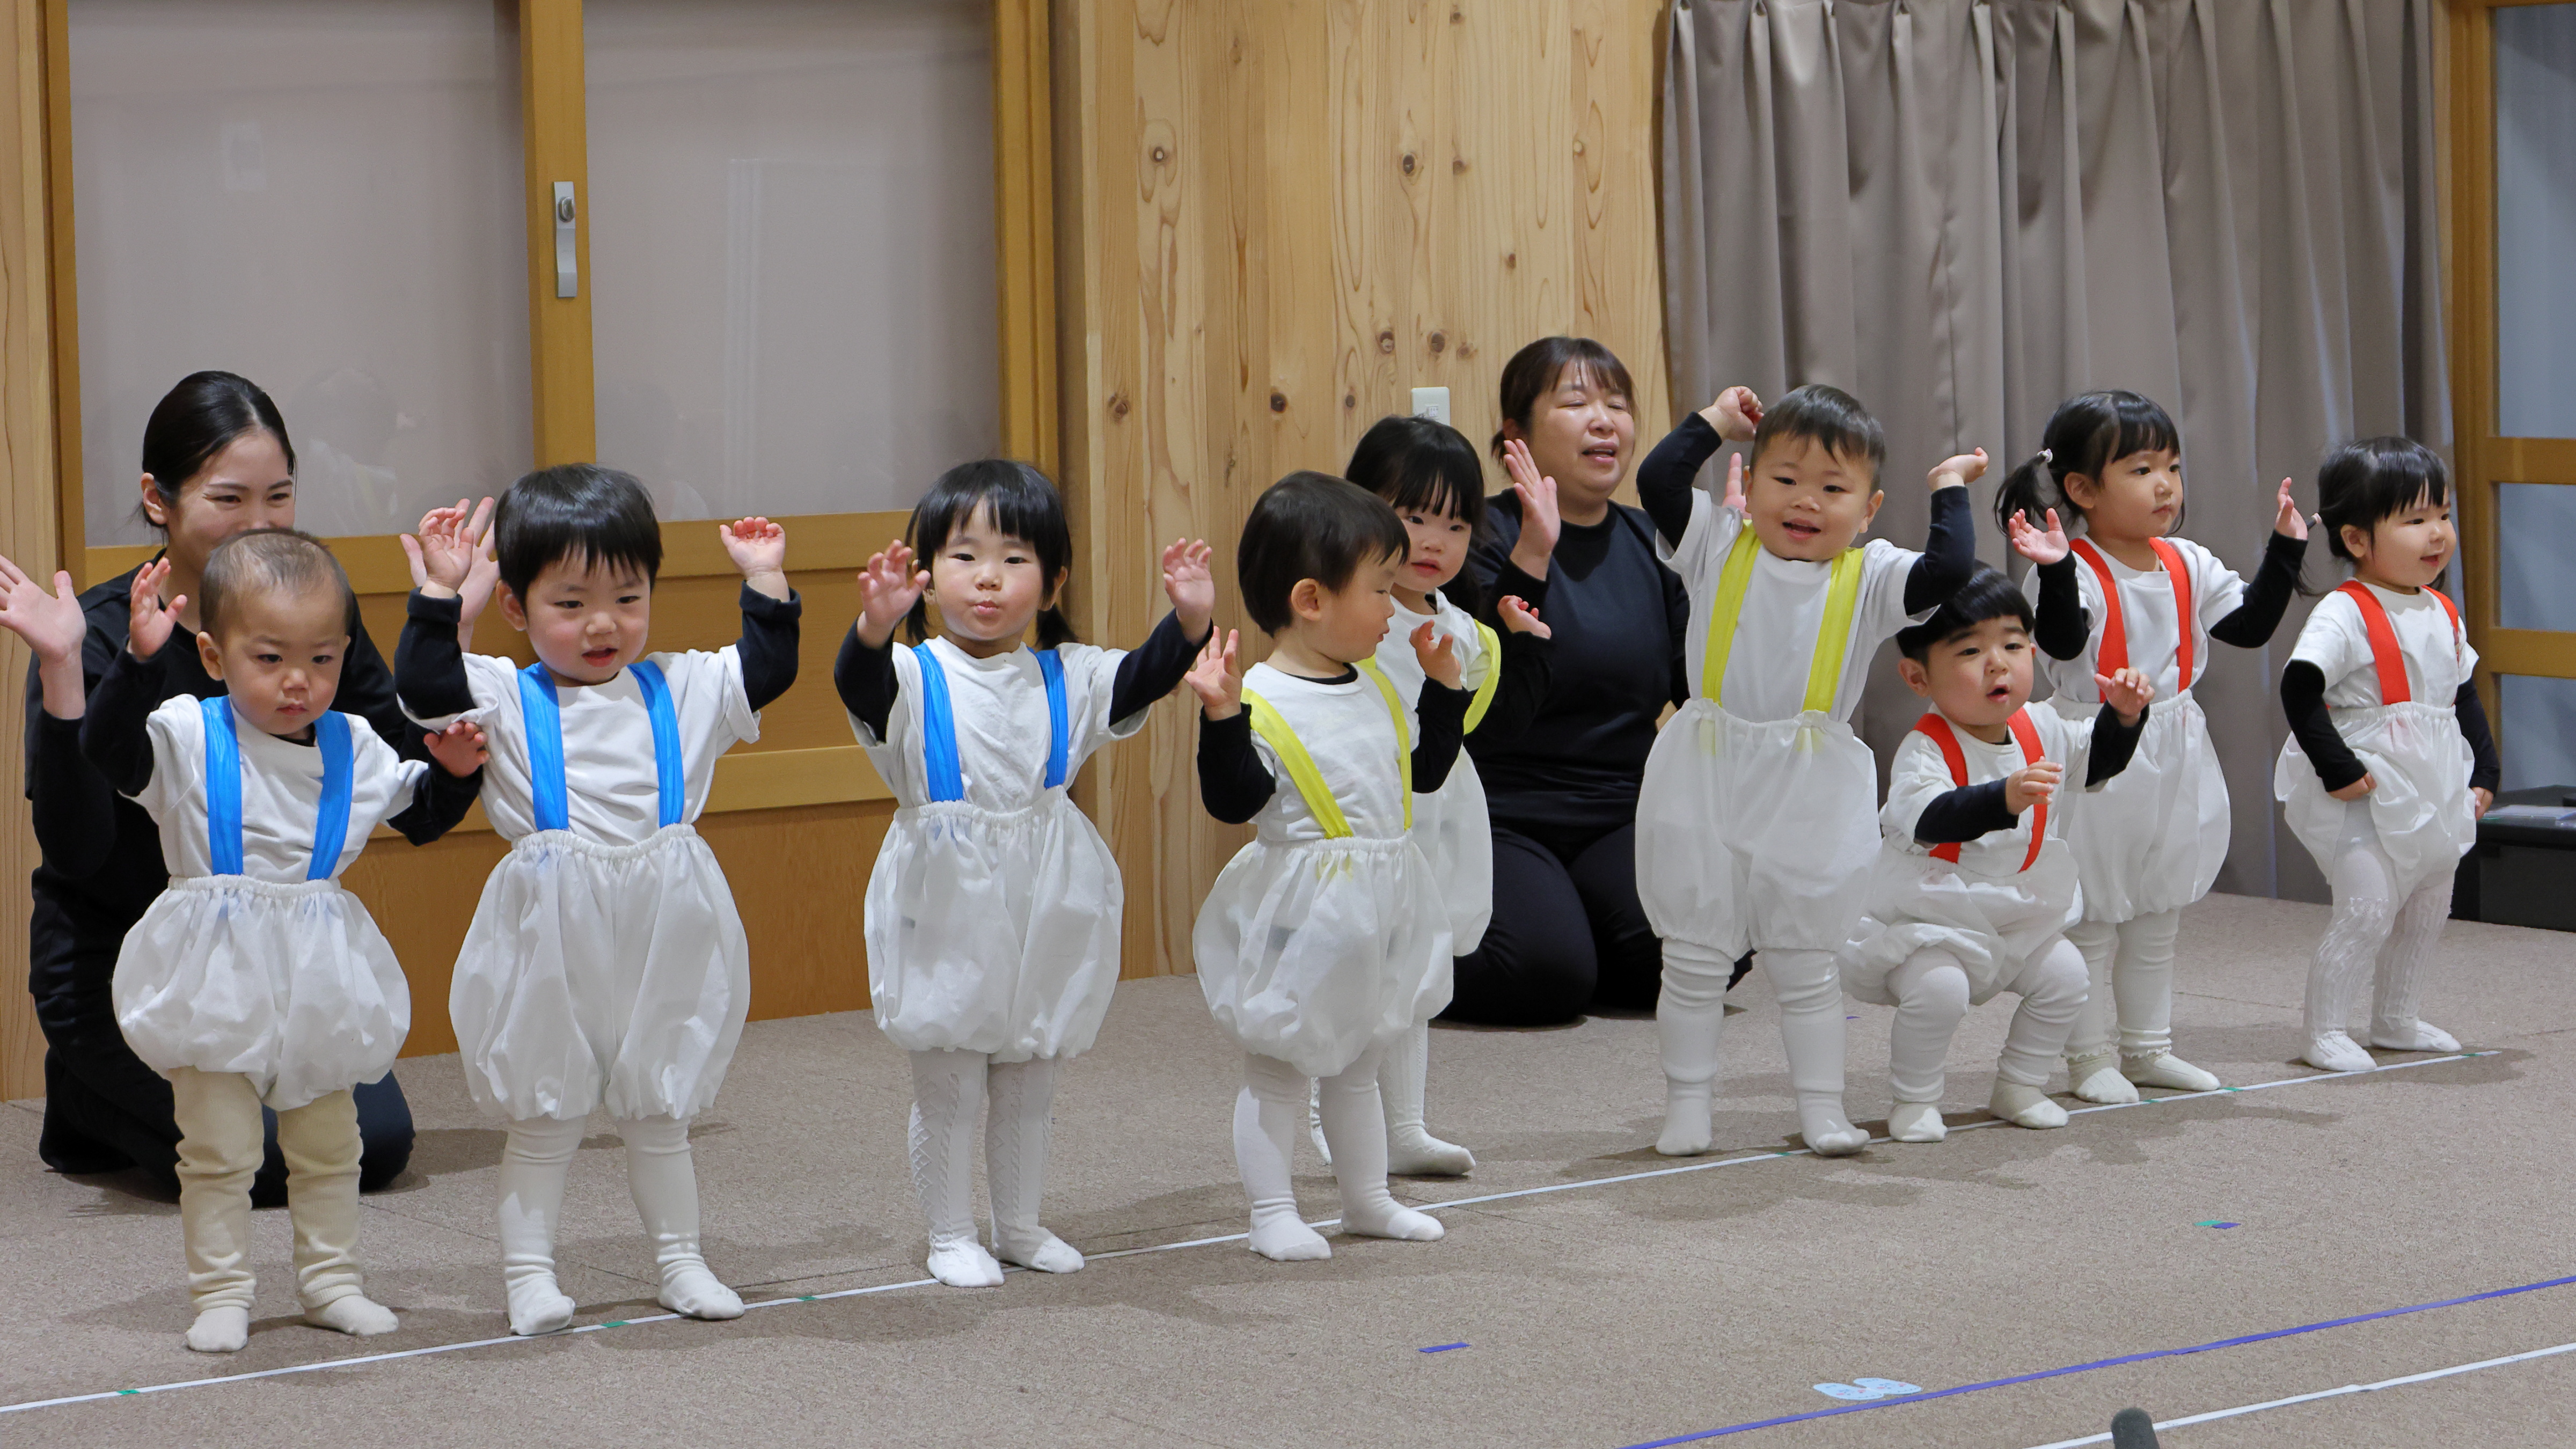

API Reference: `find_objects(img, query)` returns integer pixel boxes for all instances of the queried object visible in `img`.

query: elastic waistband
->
[507,823,702,861]
[164,874,347,901]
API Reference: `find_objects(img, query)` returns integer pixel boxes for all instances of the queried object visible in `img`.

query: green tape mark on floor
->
[601,1320,627,1329]
[116,1390,136,1396]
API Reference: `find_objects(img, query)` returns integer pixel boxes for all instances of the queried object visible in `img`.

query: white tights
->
[2061,907,2183,1062]
[906,1050,1082,1287]
[2307,809,2455,1055]
[1887,942,2087,1103]
[1235,1046,1443,1261]
[1657,941,1862,1156]
[495,1114,742,1336]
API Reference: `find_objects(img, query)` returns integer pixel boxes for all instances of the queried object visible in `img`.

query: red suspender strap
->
[2336,581,2411,705]
[2431,587,2463,661]
[2069,537,2194,687]
[1914,710,2045,873]
[2149,537,2194,689]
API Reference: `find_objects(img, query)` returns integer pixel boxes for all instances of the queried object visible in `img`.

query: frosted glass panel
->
[2496,3,2576,440]
[2497,484,2576,633]
[586,0,1000,520]
[2502,675,2576,793]
[69,0,531,545]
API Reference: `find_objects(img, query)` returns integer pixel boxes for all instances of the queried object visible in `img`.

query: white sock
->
[1885,953,1970,1110]
[621,1115,742,1319]
[986,1057,1082,1274]
[2066,1051,2140,1104]
[1768,948,1865,1155]
[496,1117,584,1336]
[1887,1101,1946,1143]
[1655,941,1729,1156]
[2121,1051,2222,1092]
[909,1050,1005,1287]
[305,1295,398,1336]
[1380,1021,1474,1176]
[1319,1043,1443,1243]
[186,1305,250,1353]
[2369,873,2458,1052]
[1989,1081,2067,1129]
[2303,1029,2377,1073]
[1237,1055,1330,1261]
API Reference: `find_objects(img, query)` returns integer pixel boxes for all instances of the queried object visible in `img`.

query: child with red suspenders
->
[2276,440,2499,1073]
[1996,392,2309,1105]
[1842,570,2153,1141]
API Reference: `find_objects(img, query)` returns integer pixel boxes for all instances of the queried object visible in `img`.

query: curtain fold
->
[1660,0,2447,900]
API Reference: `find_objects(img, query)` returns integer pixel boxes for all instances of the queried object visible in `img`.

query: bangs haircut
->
[2315,436,2450,568]
[1236,471,1411,635]
[197,527,354,640]
[1896,567,2033,663]
[1347,415,1487,526]
[903,458,1078,647]
[1751,384,1887,482]
[1995,390,2183,535]
[1491,336,1636,462]
[494,464,664,601]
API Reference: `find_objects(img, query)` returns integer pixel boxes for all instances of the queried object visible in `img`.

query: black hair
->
[1491,336,1636,462]
[1750,383,1887,481]
[1895,567,2035,663]
[903,459,1078,647]
[197,528,354,640]
[1993,390,2183,536]
[2312,436,2449,579]
[494,464,664,602]
[1236,471,1411,635]
[1345,414,1488,611]
[138,371,295,531]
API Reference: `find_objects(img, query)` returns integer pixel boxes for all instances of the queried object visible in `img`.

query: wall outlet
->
[1411,386,1450,425]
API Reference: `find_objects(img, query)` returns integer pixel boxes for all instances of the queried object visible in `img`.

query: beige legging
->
[170,1068,367,1314]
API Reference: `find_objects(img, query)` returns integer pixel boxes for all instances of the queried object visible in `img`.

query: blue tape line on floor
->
[1420,1342,1468,1353]
[1614,1270,2576,1446]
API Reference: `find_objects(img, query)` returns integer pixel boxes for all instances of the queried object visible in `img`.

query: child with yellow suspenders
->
[1630,385,1980,1158]
[1189,473,1470,1262]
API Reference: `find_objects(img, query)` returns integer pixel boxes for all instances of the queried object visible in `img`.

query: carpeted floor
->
[1,891,2568,1447]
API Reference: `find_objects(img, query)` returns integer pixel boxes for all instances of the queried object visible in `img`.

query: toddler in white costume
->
[838,460,1214,1286]
[2002,390,2310,1104]
[398,470,799,1335]
[1842,568,2154,1141]
[1190,472,1468,1262]
[66,534,484,1352]
[2274,438,2498,1073]
[1630,385,1980,1157]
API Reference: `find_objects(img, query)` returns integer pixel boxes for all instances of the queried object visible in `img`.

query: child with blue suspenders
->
[75,531,485,1352]
[837,461,1212,1289]
[398,467,799,1337]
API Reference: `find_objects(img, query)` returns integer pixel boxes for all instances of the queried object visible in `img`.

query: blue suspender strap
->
[201,697,245,876]
[517,663,572,832]
[307,712,355,881]
[911,643,966,803]
[1037,649,1070,790]
[626,660,686,829]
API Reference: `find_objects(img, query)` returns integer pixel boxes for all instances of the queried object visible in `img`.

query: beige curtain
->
[1662,0,2447,901]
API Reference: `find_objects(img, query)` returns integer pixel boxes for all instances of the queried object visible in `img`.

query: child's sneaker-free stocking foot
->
[657,1258,745,1319]
[1989,1082,2068,1129]
[1378,1021,1474,1176]
[993,1228,1085,1275]
[1314,1054,1446,1243]
[1343,1198,1446,1242]
[2066,1050,2140,1105]
[2368,1019,2460,1053]
[1386,1127,1475,1177]
[305,1294,398,1337]
[1247,1207,1331,1262]
[1887,1101,1946,1143]
[505,1272,576,1336]
[186,1305,250,1353]
[984,1057,1084,1274]
[925,1236,1007,1287]
[2123,1052,2221,1093]
[2302,1030,2376,1073]
[1656,1081,1714,1158]
[1797,1093,1869,1157]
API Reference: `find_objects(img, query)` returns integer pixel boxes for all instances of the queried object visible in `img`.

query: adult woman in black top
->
[14,372,468,1201]
[1451,338,1746,1025]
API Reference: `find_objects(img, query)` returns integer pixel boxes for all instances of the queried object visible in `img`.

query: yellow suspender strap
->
[1700,530,1867,714]
[1461,621,1504,734]
[1241,689,1351,838]
[1357,660,1413,829]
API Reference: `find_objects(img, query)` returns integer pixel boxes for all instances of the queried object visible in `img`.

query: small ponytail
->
[1035,604,1079,649]
[1993,449,2065,535]
[1996,390,2183,539]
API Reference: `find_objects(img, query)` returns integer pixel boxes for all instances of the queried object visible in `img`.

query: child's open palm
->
[2272,478,2309,541]
[402,501,482,594]
[2004,758,2063,816]
[2095,665,2155,724]
[2007,507,2070,566]
[1931,448,1989,491]
[1185,628,1242,720]
[1161,538,1217,636]
[721,516,788,578]
[423,720,489,778]
[1411,621,1463,690]
[1502,440,1562,559]
[0,553,87,664]
[1496,595,1550,639]
[856,541,929,647]
[126,560,187,659]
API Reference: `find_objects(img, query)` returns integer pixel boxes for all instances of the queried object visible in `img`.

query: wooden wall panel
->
[1055,0,1673,979]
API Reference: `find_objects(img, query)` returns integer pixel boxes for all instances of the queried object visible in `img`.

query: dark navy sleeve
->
[1196,711,1275,824]
[1409,680,1470,793]
[734,585,802,712]
[2031,556,2090,661]
[1109,612,1208,723]
[2084,701,2148,787]
[833,625,900,738]
[1913,780,2020,844]
[385,760,484,846]
[2282,661,2368,792]
[78,644,170,798]
[1902,487,1977,615]
[2457,681,2501,795]
[1466,626,1553,745]
[1636,413,1722,550]
[396,590,477,721]
[2207,532,2309,649]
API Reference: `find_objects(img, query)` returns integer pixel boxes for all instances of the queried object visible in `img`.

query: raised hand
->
[1185,627,1242,720]
[2004,757,2063,816]
[1411,620,1463,689]
[721,516,789,600]
[1496,595,1551,639]
[1502,439,1561,569]
[453,495,500,633]
[1931,448,1989,491]
[1161,538,1217,638]
[0,552,89,663]
[2273,478,2309,541]
[2329,772,2377,802]
[423,720,489,779]
[2095,665,2155,724]
[126,560,188,660]
[401,500,481,595]
[1700,385,1763,443]
[2008,507,2070,567]
[855,541,930,648]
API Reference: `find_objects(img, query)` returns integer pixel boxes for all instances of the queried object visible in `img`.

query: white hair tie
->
[2039,447,2054,464]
